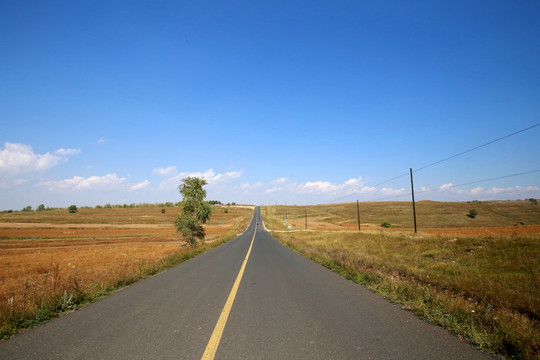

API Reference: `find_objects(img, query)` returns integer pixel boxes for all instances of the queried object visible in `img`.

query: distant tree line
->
[1,200,245,214]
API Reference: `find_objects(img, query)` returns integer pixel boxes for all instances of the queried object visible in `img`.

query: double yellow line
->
[201,225,257,359]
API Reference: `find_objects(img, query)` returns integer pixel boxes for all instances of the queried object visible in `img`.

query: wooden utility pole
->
[305,208,307,229]
[356,200,361,231]
[410,168,418,234]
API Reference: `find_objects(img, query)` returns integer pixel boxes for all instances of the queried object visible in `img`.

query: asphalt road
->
[0,207,495,359]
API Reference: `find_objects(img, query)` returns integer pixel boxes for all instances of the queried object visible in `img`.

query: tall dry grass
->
[0,205,253,339]
[263,203,540,360]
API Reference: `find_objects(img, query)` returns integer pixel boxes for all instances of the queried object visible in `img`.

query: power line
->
[367,169,540,201]
[327,123,539,203]
[414,123,540,173]
[415,169,540,195]
[366,122,539,188]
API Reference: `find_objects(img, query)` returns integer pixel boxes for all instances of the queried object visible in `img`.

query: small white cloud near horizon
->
[54,148,81,157]
[438,183,453,190]
[129,180,150,192]
[38,173,128,191]
[156,167,243,191]
[153,166,177,176]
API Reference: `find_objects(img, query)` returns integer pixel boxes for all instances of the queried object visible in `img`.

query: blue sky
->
[1,1,539,209]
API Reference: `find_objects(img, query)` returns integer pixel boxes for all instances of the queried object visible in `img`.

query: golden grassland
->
[0,205,253,339]
[262,201,540,360]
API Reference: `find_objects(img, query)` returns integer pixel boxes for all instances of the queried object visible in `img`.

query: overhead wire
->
[366,169,540,202]
[368,122,539,187]
[331,122,539,202]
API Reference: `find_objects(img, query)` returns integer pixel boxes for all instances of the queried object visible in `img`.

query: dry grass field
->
[262,201,540,360]
[0,205,253,339]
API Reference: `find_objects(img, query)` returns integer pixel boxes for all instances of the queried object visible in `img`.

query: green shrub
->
[68,205,78,214]
[224,208,229,213]
[468,209,478,218]
[161,208,166,214]
[381,221,392,228]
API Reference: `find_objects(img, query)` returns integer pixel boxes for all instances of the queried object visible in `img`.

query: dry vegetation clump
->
[0,205,253,339]
[262,202,540,360]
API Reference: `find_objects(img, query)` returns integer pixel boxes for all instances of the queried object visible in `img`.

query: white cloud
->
[359,186,377,193]
[470,187,484,195]
[380,187,407,196]
[301,181,336,193]
[0,142,81,179]
[54,148,81,156]
[153,166,177,176]
[297,176,367,195]
[241,182,263,190]
[156,168,243,191]
[345,177,363,186]
[38,173,127,191]
[438,183,453,190]
[0,142,62,176]
[265,186,284,194]
[129,180,150,192]
[97,137,107,143]
[484,185,539,195]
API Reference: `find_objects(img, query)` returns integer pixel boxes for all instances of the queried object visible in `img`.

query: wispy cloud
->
[38,173,127,191]
[129,180,150,192]
[153,166,177,176]
[155,167,242,191]
[97,137,107,143]
[54,148,81,156]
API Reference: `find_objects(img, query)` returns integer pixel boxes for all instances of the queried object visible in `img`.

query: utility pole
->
[305,208,307,229]
[410,168,418,234]
[356,200,361,231]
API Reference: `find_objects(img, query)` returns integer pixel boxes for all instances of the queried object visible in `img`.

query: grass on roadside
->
[263,203,540,360]
[0,206,253,339]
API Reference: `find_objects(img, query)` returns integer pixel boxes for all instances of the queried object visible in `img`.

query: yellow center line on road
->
[200,225,257,360]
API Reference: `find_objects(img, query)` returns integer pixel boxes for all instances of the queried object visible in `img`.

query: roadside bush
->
[468,209,478,218]
[68,205,78,214]
[224,208,229,213]
[161,209,166,214]
[381,221,392,228]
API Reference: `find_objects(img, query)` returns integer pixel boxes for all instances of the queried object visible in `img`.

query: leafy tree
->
[174,177,212,246]
[68,205,78,213]
[468,209,478,218]
[37,204,46,211]
[22,205,32,212]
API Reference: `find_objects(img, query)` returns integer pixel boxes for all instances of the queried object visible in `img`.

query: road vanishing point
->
[0,207,495,359]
